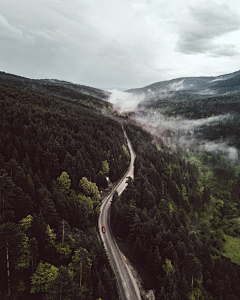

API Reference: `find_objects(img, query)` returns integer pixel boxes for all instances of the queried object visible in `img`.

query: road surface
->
[99,129,141,300]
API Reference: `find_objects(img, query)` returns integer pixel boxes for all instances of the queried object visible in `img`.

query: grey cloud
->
[178,38,239,57]
[190,3,240,35]
[176,2,240,56]
[1,0,240,89]
[0,14,33,44]
[209,45,239,57]
[29,29,54,42]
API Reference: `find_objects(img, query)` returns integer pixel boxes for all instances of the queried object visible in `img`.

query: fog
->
[133,110,229,132]
[108,81,187,113]
[202,141,238,160]
[108,89,145,113]
[108,89,239,161]
[133,111,238,160]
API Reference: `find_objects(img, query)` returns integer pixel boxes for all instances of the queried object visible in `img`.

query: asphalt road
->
[99,129,141,300]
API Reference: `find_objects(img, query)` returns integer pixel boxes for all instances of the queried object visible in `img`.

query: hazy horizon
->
[1,0,240,89]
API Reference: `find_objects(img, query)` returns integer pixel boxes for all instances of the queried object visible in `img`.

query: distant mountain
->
[38,78,110,100]
[211,74,240,93]
[0,71,111,110]
[126,70,240,102]
[0,71,109,101]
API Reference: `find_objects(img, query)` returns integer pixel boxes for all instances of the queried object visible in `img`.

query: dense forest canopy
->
[109,72,240,299]
[111,121,240,299]
[139,91,240,151]
[0,81,130,299]
[1,70,240,300]
[111,72,240,299]
[0,71,110,102]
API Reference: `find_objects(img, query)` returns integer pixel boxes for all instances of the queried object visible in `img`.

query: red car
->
[102,226,106,233]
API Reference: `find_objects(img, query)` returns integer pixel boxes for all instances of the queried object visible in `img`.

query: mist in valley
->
[108,88,239,161]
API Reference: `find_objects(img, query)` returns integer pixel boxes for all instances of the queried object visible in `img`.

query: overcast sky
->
[1,0,240,90]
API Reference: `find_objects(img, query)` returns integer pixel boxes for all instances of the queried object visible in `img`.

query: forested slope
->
[111,122,240,299]
[145,92,240,150]
[0,82,130,299]
[0,71,109,102]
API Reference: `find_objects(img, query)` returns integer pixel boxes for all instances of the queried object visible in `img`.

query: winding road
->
[98,129,141,300]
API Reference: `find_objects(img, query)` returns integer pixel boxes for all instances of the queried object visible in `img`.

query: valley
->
[0,70,240,299]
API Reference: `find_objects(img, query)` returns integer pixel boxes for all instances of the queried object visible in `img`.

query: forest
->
[144,92,240,150]
[0,81,130,299]
[109,88,240,299]
[111,121,240,299]
[2,72,240,300]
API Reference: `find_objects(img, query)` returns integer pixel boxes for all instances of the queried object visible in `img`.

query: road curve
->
[99,128,141,300]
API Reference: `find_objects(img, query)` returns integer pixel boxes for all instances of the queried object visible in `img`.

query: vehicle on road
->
[102,226,106,233]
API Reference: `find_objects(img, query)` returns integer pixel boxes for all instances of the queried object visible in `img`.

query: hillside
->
[0,71,110,104]
[1,70,240,300]
[0,80,129,299]
[110,70,240,299]
[125,69,240,155]
[111,121,240,299]
[126,70,240,101]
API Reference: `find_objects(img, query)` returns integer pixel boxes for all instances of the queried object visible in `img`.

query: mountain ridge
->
[0,71,109,100]
[125,70,240,99]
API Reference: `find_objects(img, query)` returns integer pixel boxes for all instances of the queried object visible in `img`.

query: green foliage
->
[30,262,59,293]
[77,194,93,215]
[79,177,99,205]
[181,184,188,202]
[0,222,30,293]
[0,81,121,298]
[222,235,240,265]
[15,233,31,270]
[112,122,240,300]
[46,225,56,246]
[122,144,130,162]
[4,75,240,299]
[19,214,33,232]
[44,266,81,300]
[187,287,203,300]
[56,171,71,191]
[68,247,92,288]
[163,259,175,280]
[102,160,109,175]
[55,243,72,259]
